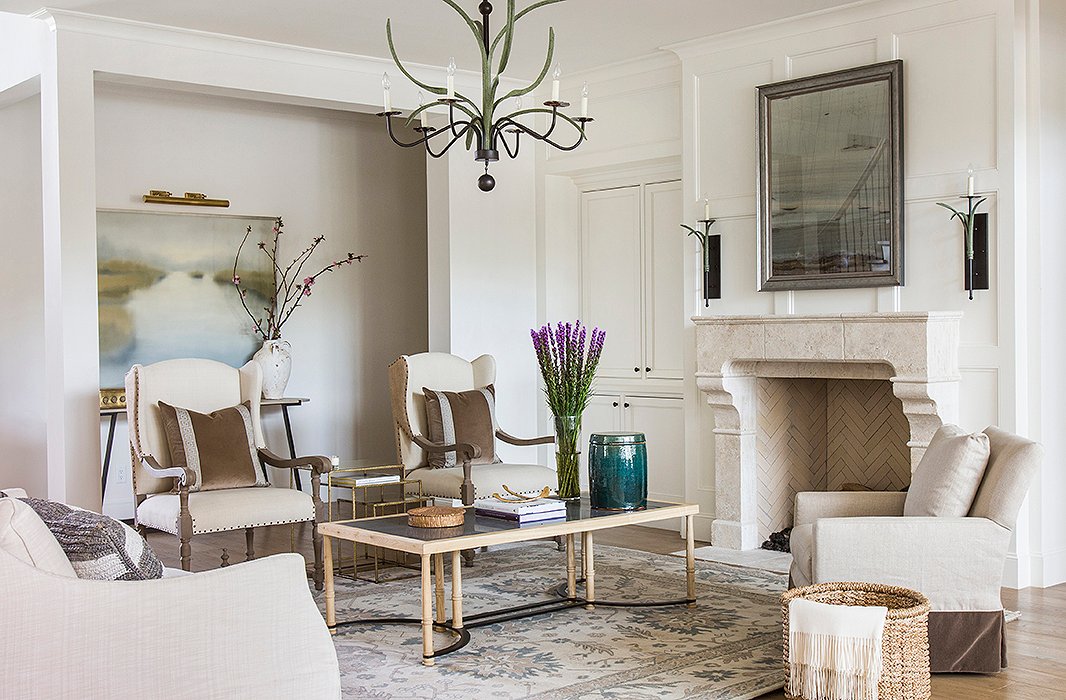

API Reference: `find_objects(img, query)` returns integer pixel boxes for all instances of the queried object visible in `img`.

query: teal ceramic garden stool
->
[588,431,648,511]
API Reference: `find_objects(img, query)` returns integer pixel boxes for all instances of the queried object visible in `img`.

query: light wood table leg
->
[421,553,434,665]
[451,550,463,628]
[686,514,696,607]
[566,533,576,599]
[434,553,446,624]
[323,535,336,632]
[583,530,595,609]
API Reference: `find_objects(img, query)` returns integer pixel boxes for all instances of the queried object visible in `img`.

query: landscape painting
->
[97,209,275,388]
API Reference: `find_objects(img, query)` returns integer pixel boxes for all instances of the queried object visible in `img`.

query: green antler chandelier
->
[380,0,592,191]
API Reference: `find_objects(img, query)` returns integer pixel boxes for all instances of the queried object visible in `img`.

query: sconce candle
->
[382,72,392,112]
[551,65,561,102]
[446,57,456,99]
[580,82,589,118]
[967,166,975,197]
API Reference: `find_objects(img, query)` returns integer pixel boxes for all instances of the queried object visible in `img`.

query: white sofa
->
[0,488,340,699]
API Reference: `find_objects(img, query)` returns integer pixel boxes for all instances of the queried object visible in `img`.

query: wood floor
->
[147,520,1066,700]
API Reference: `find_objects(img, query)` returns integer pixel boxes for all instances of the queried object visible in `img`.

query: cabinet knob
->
[612,401,619,407]
[624,402,630,409]
[645,367,651,373]
[633,367,640,373]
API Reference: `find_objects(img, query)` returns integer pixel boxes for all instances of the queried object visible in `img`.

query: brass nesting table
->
[319,498,700,665]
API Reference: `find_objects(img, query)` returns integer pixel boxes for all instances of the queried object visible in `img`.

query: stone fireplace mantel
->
[694,312,962,549]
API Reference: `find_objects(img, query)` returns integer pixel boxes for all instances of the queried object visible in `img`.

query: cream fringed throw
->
[787,598,887,700]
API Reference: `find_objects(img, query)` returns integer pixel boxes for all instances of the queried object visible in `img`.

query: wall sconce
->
[937,169,988,301]
[681,211,721,306]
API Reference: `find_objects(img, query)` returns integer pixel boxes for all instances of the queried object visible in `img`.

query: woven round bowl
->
[782,582,931,700]
[407,506,465,528]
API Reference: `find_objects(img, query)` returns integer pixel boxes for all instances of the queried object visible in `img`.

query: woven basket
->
[782,582,931,700]
[407,506,465,528]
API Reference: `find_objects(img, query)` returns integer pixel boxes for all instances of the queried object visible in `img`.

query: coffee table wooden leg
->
[686,514,696,607]
[450,550,463,628]
[324,535,336,632]
[434,552,446,624]
[566,533,576,599]
[421,553,434,665]
[583,531,595,609]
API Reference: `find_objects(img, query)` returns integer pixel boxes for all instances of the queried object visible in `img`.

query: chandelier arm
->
[494,114,586,151]
[494,27,555,108]
[497,128,520,159]
[424,121,476,158]
[438,0,483,43]
[498,107,587,135]
[494,0,517,76]
[386,20,450,98]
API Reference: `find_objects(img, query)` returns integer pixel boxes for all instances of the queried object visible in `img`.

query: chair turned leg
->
[180,535,192,572]
[555,535,565,552]
[313,523,324,591]
[245,528,255,561]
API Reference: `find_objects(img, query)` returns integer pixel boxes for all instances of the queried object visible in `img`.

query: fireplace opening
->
[756,377,910,543]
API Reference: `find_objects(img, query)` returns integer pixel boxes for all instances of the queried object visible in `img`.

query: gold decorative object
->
[407,506,465,528]
[99,387,126,411]
[490,485,550,502]
[142,189,230,207]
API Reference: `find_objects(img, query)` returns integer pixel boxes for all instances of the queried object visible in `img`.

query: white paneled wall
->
[543,0,1064,586]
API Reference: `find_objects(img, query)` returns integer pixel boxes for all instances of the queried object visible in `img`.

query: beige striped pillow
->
[422,385,499,469]
[157,401,267,492]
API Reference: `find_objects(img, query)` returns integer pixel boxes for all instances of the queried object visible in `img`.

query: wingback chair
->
[125,359,330,588]
[388,353,556,505]
[789,425,1042,673]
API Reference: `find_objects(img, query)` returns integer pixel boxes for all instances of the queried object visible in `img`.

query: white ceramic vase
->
[253,339,292,399]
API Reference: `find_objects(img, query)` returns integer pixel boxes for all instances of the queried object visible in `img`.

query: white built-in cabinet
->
[581,180,684,381]
[578,177,686,532]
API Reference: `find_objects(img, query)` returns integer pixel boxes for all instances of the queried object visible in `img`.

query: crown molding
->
[26,8,524,90]
[664,0,959,60]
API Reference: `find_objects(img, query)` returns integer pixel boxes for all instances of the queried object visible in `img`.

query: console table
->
[100,396,311,500]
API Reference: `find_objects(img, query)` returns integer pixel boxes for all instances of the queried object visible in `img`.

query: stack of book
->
[473,497,567,524]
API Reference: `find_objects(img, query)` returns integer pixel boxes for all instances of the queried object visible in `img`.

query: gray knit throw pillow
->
[20,498,163,580]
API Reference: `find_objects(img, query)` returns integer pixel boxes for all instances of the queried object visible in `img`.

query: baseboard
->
[1026,548,1066,588]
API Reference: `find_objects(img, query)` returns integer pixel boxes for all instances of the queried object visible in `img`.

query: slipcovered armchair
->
[126,359,330,588]
[388,352,556,505]
[789,425,1042,673]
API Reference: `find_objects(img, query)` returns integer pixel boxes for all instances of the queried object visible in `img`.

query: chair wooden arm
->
[410,434,483,461]
[409,434,479,506]
[257,449,332,475]
[496,429,555,447]
[140,454,196,489]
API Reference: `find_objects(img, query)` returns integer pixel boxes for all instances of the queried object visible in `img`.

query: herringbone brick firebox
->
[755,377,910,540]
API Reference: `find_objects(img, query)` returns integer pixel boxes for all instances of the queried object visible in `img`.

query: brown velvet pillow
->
[422,385,499,469]
[157,401,267,492]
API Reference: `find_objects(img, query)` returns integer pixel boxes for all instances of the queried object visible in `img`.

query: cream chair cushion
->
[0,496,77,578]
[409,463,558,500]
[137,487,314,535]
[789,523,814,587]
[904,425,990,517]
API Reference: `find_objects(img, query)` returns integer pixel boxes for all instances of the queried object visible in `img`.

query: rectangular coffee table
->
[319,498,700,665]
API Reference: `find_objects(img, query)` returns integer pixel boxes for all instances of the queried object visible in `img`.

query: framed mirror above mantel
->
[756,60,904,291]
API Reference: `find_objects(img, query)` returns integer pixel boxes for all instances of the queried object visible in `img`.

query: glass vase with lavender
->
[530,321,606,499]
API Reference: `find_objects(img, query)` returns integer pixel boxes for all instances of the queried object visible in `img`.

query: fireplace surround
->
[694,312,962,549]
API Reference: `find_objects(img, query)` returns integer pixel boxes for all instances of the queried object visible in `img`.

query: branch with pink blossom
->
[232,217,365,340]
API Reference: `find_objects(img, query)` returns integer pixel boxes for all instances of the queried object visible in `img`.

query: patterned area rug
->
[317,542,788,699]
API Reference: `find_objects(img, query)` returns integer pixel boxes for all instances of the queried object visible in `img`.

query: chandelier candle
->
[381,0,592,191]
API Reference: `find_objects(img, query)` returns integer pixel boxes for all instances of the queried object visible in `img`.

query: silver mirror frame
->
[757,60,904,291]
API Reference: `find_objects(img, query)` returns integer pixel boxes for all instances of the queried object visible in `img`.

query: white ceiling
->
[0,0,857,76]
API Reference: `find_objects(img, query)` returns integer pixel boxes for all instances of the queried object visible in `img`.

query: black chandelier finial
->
[379,0,592,192]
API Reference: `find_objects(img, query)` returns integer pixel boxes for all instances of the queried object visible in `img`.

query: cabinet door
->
[581,186,643,379]
[643,181,685,380]
[579,394,622,490]
[623,396,685,505]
